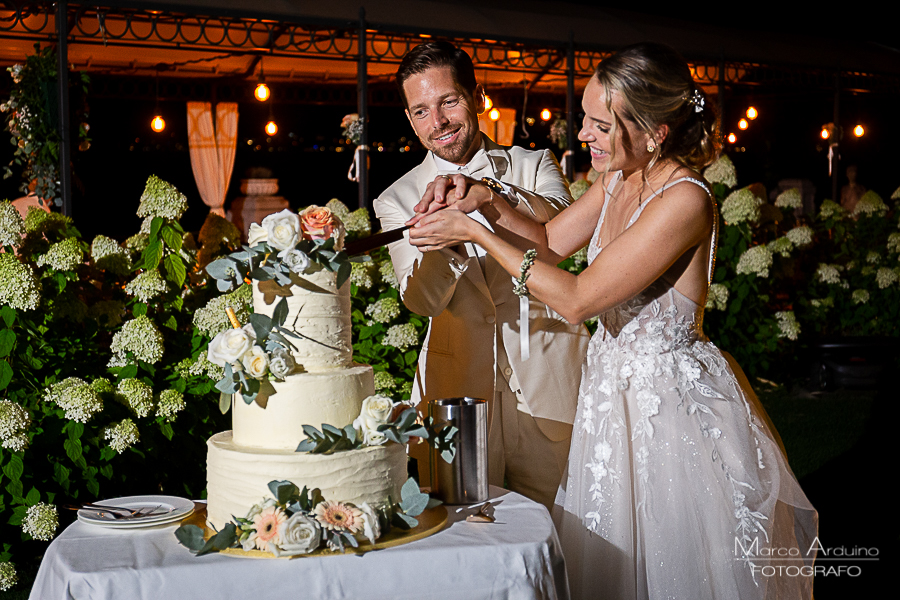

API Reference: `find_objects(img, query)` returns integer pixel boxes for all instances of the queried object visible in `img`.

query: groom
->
[374,41,589,510]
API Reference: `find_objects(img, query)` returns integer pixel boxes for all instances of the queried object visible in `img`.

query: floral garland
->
[341,113,363,146]
[1,44,90,206]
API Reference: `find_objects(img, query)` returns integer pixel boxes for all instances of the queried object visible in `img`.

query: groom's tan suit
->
[374,136,590,508]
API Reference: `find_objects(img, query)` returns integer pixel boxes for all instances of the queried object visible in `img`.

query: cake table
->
[28,486,569,600]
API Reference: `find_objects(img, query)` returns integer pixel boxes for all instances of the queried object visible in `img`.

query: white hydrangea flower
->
[0,561,17,592]
[891,185,900,200]
[351,262,374,290]
[378,260,399,288]
[0,253,40,311]
[0,200,25,247]
[382,323,419,351]
[91,235,132,275]
[325,199,351,221]
[156,389,185,421]
[137,175,188,221]
[43,377,103,423]
[815,264,843,285]
[365,297,400,324]
[0,399,31,451]
[876,267,897,289]
[702,154,738,188]
[735,245,773,278]
[887,233,900,255]
[35,237,83,271]
[768,237,793,257]
[193,285,252,338]
[124,269,168,303]
[774,188,802,210]
[344,208,371,235]
[704,283,729,311]
[571,246,588,268]
[810,297,834,309]
[853,191,887,217]
[109,315,165,366]
[568,178,591,201]
[116,378,154,418]
[851,289,870,305]
[125,233,149,253]
[721,188,763,225]
[374,371,396,391]
[775,311,800,341]
[22,502,58,541]
[785,225,814,248]
[818,199,844,220]
[866,251,880,265]
[104,418,140,453]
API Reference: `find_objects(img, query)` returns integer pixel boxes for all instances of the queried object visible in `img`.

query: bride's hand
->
[408,208,480,252]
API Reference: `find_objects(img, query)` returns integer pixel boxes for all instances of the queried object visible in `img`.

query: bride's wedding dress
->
[554,175,817,599]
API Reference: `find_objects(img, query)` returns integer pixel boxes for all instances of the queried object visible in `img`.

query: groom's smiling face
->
[402,66,483,166]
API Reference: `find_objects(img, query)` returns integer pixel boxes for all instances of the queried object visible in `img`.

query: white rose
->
[261,209,301,251]
[241,345,269,379]
[358,502,381,545]
[248,223,268,247]
[362,428,388,446]
[272,512,322,557]
[207,325,256,367]
[268,348,295,379]
[360,395,394,423]
[278,248,311,274]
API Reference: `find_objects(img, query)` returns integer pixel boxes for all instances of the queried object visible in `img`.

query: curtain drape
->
[187,102,238,217]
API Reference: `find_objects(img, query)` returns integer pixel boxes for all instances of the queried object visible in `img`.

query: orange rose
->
[299,206,337,241]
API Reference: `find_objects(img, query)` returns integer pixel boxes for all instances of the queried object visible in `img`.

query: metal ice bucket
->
[430,397,488,505]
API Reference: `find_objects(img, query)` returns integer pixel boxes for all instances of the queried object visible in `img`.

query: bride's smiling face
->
[578,76,653,178]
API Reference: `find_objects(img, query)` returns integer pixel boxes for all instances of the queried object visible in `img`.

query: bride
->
[408,43,817,599]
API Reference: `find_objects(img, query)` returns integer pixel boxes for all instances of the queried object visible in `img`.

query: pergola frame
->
[2,1,898,211]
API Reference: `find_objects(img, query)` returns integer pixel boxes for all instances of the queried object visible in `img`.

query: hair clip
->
[687,89,705,113]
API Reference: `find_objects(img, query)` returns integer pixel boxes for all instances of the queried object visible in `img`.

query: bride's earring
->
[647,142,656,153]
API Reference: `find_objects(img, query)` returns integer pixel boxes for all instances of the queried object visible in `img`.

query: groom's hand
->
[407,174,493,226]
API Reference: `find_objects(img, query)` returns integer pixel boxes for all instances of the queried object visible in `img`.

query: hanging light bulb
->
[746,106,758,120]
[727,133,737,143]
[540,108,552,121]
[255,57,270,101]
[483,94,493,112]
[151,115,166,132]
[265,120,278,135]
[489,108,500,121]
[820,127,831,140]
[853,124,865,137]
[738,118,749,130]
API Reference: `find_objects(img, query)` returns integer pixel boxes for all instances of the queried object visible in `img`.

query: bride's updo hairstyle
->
[594,43,720,174]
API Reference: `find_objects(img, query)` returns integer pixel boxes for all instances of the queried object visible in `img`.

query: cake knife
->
[343,225,411,256]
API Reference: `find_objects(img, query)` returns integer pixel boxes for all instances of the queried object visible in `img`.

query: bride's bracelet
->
[513,249,538,297]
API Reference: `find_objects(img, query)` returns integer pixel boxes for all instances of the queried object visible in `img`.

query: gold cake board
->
[183,504,448,559]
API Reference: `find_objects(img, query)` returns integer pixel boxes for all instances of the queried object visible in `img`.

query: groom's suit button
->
[485,315,496,324]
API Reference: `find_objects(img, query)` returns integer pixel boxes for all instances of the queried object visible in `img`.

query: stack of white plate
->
[77,495,195,529]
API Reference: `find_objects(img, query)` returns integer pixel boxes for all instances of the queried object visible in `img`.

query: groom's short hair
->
[396,41,478,107]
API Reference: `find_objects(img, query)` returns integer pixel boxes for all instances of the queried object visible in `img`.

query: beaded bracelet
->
[513,249,537,297]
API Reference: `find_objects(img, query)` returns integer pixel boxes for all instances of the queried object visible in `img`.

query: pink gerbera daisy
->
[313,501,363,533]
[253,506,287,551]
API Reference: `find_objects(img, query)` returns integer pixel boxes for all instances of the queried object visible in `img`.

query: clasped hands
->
[405,173,495,253]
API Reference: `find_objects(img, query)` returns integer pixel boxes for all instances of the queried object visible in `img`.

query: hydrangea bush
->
[700,155,900,379]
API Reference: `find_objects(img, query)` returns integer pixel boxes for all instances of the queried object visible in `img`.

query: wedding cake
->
[204,208,408,532]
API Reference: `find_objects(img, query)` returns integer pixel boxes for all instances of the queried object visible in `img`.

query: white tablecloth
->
[30,487,568,600]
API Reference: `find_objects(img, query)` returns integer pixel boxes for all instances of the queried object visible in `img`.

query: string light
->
[820,127,831,140]
[738,119,749,130]
[746,106,758,120]
[540,108,552,121]
[151,115,166,132]
[853,125,865,137]
[727,133,737,143]
[255,57,270,101]
[265,120,278,135]
[489,108,500,121]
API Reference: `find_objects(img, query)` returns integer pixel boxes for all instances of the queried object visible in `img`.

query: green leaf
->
[2,454,24,483]
[160,421,174,440]
[273,297,289,327]
[0,329,15,357]
[0,362,11,391]
[0,306,15,328]
[163,315,178,330]
[219,392,232,414]
[161,225,183,251]
[142,239,163,270]
[164,254,187,287]
[175,524,208,552]
[25,487,39,505]
[132,303,148,317]
[64,437,83,465]
[269,480,299,505]
[150,216,164,239]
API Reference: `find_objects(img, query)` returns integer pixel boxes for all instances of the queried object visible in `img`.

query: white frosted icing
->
[252,266,352,371]
[232,364,374,449]
[206,432,408,531]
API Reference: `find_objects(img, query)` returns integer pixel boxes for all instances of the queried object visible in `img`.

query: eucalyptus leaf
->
[296,439,316,453]
[218,392,232,415]
[273,297,289,327]
[175,524,207,552]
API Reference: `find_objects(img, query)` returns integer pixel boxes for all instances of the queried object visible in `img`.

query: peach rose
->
[299,206,337,241]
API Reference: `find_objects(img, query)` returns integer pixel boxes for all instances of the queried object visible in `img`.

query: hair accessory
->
[513,249,538,297]
[687,89,705,113]
[647,143,656,153]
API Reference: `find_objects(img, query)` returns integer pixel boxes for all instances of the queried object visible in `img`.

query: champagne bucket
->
[431,397,489,504]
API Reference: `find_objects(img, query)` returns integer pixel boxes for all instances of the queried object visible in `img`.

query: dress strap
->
[588,171,622,251]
